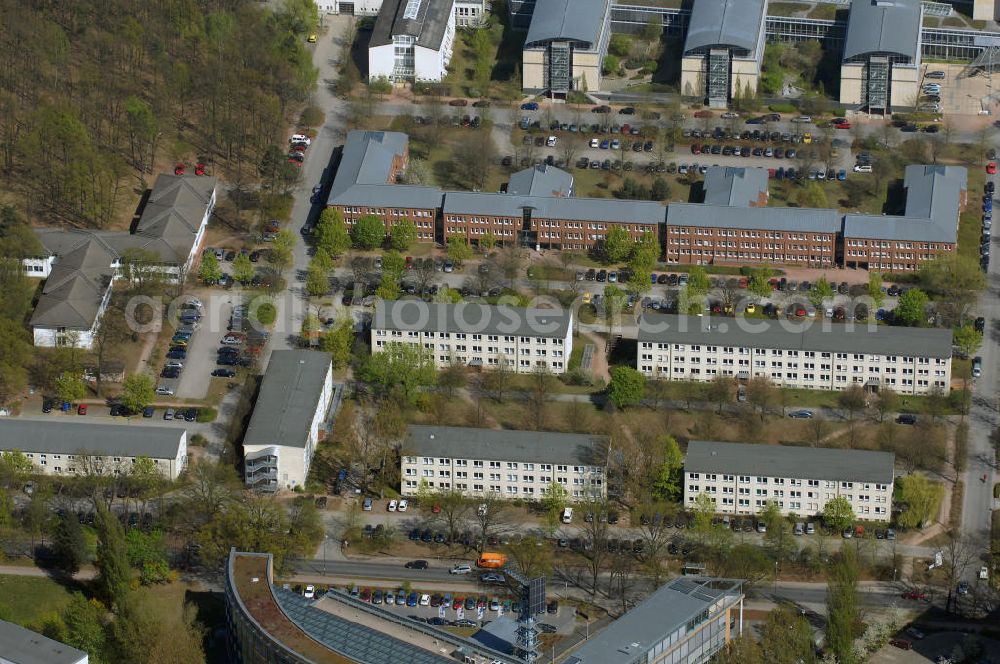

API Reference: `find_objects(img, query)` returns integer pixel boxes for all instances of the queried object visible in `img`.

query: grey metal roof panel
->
[443,191,664,225]
[328,183,444,209]
[370,0,454,50]
[842,214,956,243]
[0,420,184,459]
[703,166,769,207]
[903,164,967,219]
[507,164,574,197]
[373,301,572,338]
[685,440,895,484]
[243,350,332,449]
[525,0,609,48]
[843,0,922,61]
[404,425,608,465]
[566,577,743,663]
[329,131,409,199]
[666,203,841,233]
[683,0,767,54]
[0,620,88,664]
[636,313,953,358]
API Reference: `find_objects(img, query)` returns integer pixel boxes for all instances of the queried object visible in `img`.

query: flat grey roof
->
[444,191,664,225]
[244,350,332,449]
[667,203,841,234]
[843,0,922,62]
[565,577,743,664]
[525,0,609,48]
[0,620,87,664]
[0,420,183,460]
[405,425,608,465]
[703,167,769,207]
[685,440,895,484]
[373,301,572,339]
[370,0,454,50]
[507,164,574,198]
[637,313,953,358]
[684,0,766,55]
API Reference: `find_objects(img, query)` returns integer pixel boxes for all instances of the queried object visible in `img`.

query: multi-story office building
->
[368,0,456,82]
[372,300,573,373]
[0,420,188,480]
[521,0,612,95]
[637,314,953,395]
[400,425,609,500]
[564,577,744,664]
[683,440,895,521]
[242,350,336,492]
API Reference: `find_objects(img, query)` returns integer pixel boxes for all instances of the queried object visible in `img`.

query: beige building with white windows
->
[637,314,952,395]
[0,420,188,480]
[372,301,573,373]
[401,425,609,500]
[684,440,895,522]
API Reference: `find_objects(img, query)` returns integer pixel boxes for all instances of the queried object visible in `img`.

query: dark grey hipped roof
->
[565,577,744,664]
[244,350,332,449]
[507,164,574,198]
[637,313,953,358]
[327,131,443,210]
[443,191,664,225]
[0,620,88,664]
[405,425,608,466]
[684,0,767,55]
[0,420,184,460]
[703,166,769,207]
[685,440,895,484]
[843,0,922,62]
[525,0,609,48]
[370,0,454,50]
[374,301,572,338]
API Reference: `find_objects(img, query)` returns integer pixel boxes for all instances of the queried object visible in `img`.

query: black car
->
[405,560,429,569]
[408,528,421,541]
[975,316,986,332]
[42,400,54,413]
[897,414,918,425]
[166,350,186,360]
[161,368,180,379]
[212,368,236,378]
[546,600,559,614]
[217,356,238,366]
[142,406,155,418]
[224,250,236,261]
[109,404,124,417]
[183,408,198,422]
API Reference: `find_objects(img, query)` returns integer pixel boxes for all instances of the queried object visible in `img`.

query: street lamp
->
[323,533,329,575]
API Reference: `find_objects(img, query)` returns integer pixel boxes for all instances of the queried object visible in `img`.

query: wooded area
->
[0,0,318,228]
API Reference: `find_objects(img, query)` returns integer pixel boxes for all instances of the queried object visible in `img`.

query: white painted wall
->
[369,43,395,80]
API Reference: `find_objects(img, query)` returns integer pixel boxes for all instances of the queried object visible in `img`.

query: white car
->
[477,503,488,517]
[397,499,408,512]
[155,386,174,396]
[450,564,472,575]
[290,134,311,145]
[388,499,398,512]
[792,115,812,123]
[304,585,315,599]
[419,593,431,606]
[589,138,599,148]
[546,135,557,147]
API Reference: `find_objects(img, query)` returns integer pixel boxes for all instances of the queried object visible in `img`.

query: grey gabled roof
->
[842,214,955,243]
[327,131,443,210]
[370,0,455,50]
[0,420,184,460]
[685,440,895,484]
[374,300,572,338]
[525,0,609,48]
[843,0,922,62]
[667,203,841,233]
[703,166,769,206]
[507,164,574,198]
[637,313,953,358]
[0,620,88,664]
[564,577,744,664]
[684,0,767,55]
[405,425,608,466]
[443,191,664,225]
[244,350,332,449]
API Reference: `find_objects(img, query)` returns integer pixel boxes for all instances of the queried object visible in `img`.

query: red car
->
[431,503,442,514]
[988,162,997,175]
[453,596,463,610]
[194,163,206,176]
[77,404,88,415]
[834,121,851,129]
[174,163,185,175]
[691,144,701,155]
[889,639,912,650]
[693,110,713,118]
[902,590,927,600]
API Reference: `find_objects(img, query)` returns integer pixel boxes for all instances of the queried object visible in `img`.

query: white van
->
[853,164,872,173]
[561,507,573,524]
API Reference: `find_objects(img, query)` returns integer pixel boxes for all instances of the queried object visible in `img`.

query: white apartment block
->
[0,420,188,481]
[684,441,895,522]
[372,301,573,374]
[637,314,952,395]
[320,0,488,27]
[368,0,457,83]
[401,425,609,500]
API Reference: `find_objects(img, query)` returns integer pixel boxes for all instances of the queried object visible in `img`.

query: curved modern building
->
[521,0,612,95]
[680,0,768,107]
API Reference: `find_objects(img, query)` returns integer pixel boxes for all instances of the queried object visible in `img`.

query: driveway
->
[173,300,236,399]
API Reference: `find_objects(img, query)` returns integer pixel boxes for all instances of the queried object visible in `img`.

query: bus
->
[476,552,507,569]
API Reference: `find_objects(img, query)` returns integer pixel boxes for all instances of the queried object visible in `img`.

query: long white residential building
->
[0,420,188,481]
[637,314,953,395]
[401,425,609,500]
[242,350,336,492]
[372,301,573,374]
[684,440,895,522]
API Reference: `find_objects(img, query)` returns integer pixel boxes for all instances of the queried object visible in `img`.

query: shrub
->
[254,302,277,326]
[189,434,207,447]
[768,103,796,113]
[300,105,325,127]
[196,408,217,423]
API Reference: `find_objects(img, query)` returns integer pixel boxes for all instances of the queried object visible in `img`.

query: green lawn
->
[958,167,985,260]
[0,575,74,625]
